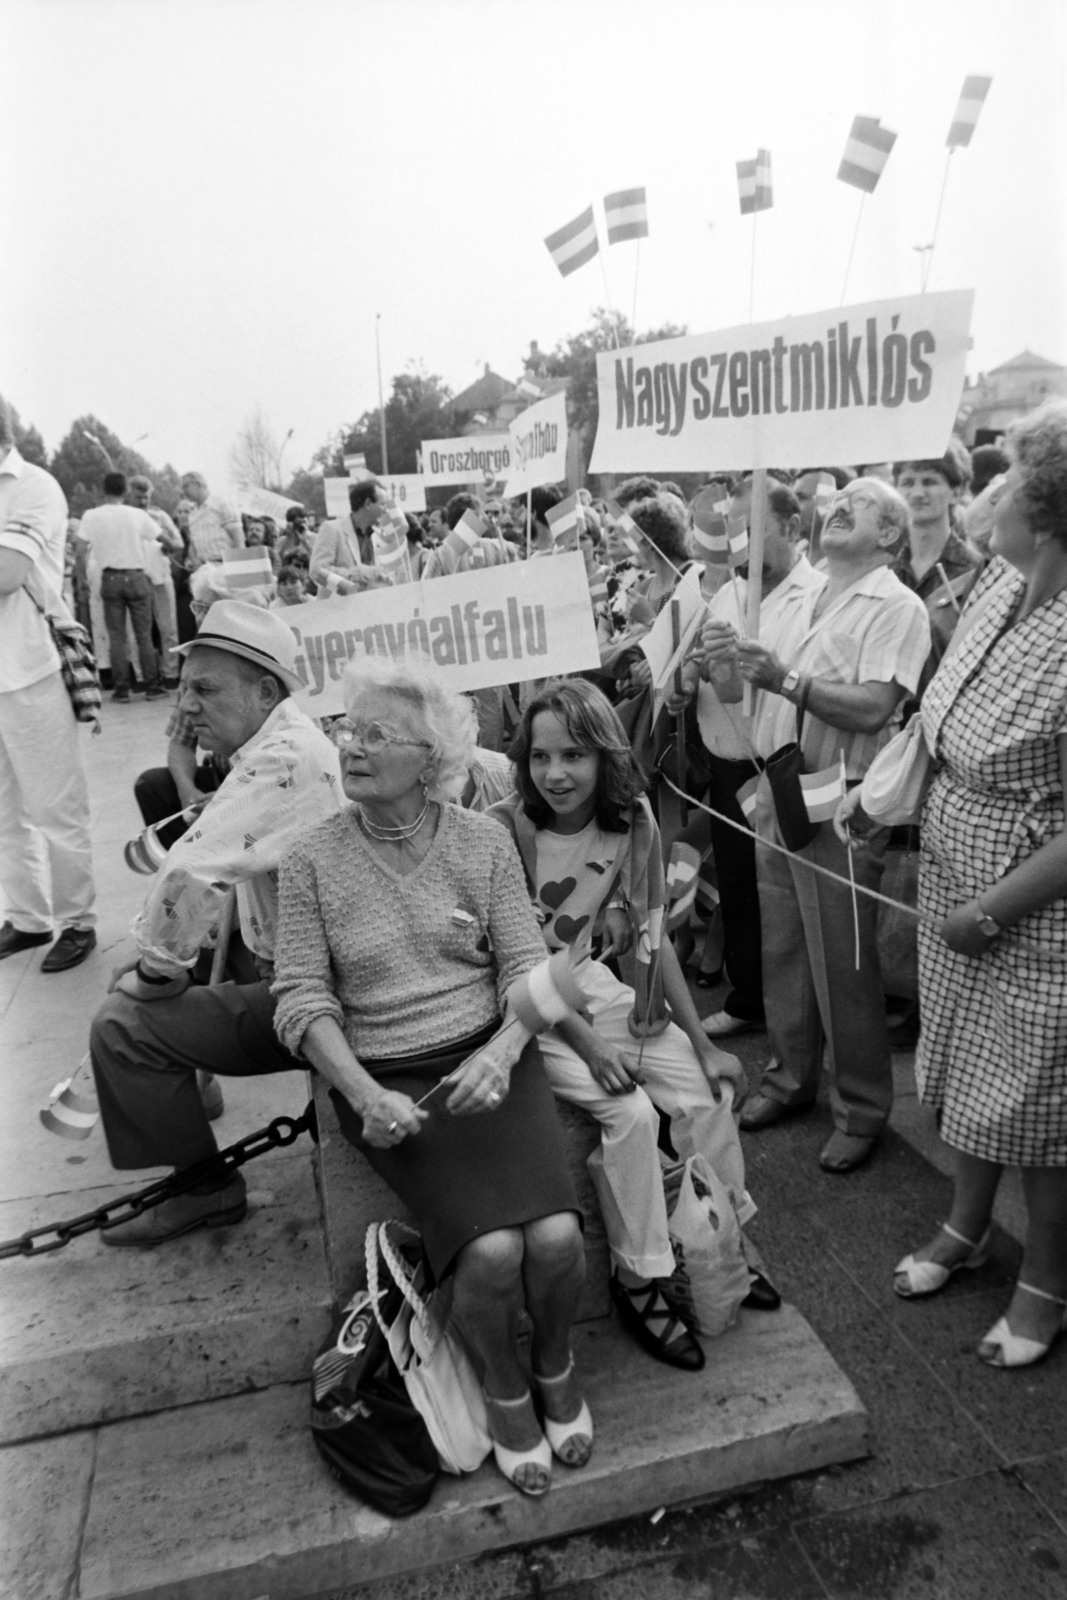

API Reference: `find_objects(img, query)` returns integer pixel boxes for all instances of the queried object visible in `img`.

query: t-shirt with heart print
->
[533,820,626,952]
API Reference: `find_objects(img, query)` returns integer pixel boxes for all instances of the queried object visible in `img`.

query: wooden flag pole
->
[840,191,866,305]
[630,237,641,340]
[526,488,532,559]
[742,468,767,716]
[597,251,622,350]
[748,211,758,323]
[922,150,954,292]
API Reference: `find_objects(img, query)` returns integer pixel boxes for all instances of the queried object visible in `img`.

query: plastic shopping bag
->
[663,1154,751,1338]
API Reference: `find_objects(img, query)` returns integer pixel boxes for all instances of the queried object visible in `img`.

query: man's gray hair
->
[856,477,911,551]
[341,654,479,801]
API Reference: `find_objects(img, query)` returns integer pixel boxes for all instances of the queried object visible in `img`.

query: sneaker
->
[701,1010,763,1038]
[111,689,131,703]
[40,928,97,972]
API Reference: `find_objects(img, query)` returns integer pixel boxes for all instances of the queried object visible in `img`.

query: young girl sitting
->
[491,678,765,1371]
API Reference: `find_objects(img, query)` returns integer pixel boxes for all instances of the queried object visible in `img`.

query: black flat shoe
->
[609,1273,705,1371]
[742,1269,782,1311]
[0,923,52,961]
[40,928,97,973]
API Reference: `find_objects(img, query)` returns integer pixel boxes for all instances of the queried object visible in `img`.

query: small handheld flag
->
[813,472,836,512]
[737,149,773,214]
[507,949,587,1031]
[611,506,644,558]
[375,501,412,581]
[736,776,760,828]
[800,765,846,824]
[444,508,486,559]
[665,842,702,931]
[837,116,897,192]
[544,205,599,277]
[727,513,750,566]
[546,492,581,550]
[604,187,649,244]
[213,548,275,590]
[40,1056,99,1142]
[692,515,730,564]
[947,75,992,149]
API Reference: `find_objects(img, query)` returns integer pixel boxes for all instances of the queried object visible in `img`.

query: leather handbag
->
[765,682,818,852]
[367,1221,493,1476]
[858,714,934,828]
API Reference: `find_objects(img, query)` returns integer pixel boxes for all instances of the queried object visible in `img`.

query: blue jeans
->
[101,569,159,691]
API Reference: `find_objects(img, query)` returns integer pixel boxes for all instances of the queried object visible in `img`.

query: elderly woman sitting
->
[271,658,590,1496]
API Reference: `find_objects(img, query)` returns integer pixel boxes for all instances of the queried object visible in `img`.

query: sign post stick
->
[671,598,688,825]
[840,192,866,305]
[526,489,532,559]
[922,151,954,293]
[742,469,767,717]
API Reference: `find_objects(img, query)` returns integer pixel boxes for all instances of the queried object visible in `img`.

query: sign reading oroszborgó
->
[589,290,974,472]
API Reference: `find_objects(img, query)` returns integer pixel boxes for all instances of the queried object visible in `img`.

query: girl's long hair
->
[508,678,646,833]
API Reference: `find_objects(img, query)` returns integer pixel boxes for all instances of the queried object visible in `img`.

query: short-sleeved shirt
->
[80,503,160,571]
[0,448,68,692]
[756,563,931,779]
[188,495,242,562]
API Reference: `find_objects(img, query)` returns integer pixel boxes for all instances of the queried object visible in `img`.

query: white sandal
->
[893,1222,990,1299]
[978,1282,1067,1369]
[533,1359,594,1468]
[484,1391,552,1496]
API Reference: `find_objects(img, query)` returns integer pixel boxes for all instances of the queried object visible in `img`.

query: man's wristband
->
[135,961,176,987]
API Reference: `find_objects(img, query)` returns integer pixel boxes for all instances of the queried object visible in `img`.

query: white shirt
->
[133,699,343,975]
[80,503,160,571]
[188,494,242,562]
[756,563,931,779]
[697,556,826,761]
[0,447,68,693]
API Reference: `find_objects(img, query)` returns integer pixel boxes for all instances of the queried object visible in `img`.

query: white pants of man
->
[151,576,178,679]
[538,961,753,1280]
[0,670,96,933]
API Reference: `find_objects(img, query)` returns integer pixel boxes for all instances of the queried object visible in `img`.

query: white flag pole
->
[748,211,758,323]
[742,469,767,717]
[840,191,866,305]
[630,236,641,340]
[842,752,861,970]
[922,150,954,293]
[597,248,622,350]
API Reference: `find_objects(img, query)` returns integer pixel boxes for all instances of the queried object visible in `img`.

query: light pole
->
[375,314,389,475]
[81,428,114,469]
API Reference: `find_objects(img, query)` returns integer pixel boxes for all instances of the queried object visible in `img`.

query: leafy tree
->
[49,415,181,518]
[283,465,327,520]
[537,308,690,488]
[329,368,459,477]
[0,396,49,468]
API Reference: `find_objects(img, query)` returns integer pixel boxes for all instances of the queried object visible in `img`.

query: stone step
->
[0,1144,333,1443]
[7,1304,867,1600]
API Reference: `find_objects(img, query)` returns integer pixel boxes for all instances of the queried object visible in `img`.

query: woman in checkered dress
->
[892,400,1067,1369]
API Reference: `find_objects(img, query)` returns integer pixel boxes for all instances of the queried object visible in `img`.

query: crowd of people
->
[2,391,1065,1502]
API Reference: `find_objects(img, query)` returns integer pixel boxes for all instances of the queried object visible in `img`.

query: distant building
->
[454,349,578,488]
[958,351,1067,445]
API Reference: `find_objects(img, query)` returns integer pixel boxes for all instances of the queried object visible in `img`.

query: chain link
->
[0,1106,317,1261]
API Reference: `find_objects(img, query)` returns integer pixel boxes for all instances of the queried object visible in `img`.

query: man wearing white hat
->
[90,601,343,1244]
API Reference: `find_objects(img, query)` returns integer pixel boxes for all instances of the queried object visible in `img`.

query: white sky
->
[4,0,1065,488]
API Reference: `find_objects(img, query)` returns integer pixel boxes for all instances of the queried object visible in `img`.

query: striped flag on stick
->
[692,515,730,564]
[544,205,599,277]
[736,776,760,828]
[947,75,992,148]
[814,472,836,512]
[375,501,412,581]
[737,149,773,214]
[727,513,750,566]
[838,116,897,192]
[213,548,275,589]
[665,841,702,931]
[546,492,581,550]
[604,186,649,244]
[444,508,485,559]
[610,505,644,558]
[800,765,847,823]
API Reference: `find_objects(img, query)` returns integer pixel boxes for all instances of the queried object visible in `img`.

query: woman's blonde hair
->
[341,654,478,801]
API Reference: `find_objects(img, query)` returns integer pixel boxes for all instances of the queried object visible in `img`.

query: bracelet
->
[135,961,175,986]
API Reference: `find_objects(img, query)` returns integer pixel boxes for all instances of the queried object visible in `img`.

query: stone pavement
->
[2,694,1066,1599]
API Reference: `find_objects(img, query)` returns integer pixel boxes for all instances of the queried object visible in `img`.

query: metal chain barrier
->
[0,1105,316,1261]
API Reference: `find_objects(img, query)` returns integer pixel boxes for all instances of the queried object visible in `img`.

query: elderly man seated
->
[90,602,342,1245]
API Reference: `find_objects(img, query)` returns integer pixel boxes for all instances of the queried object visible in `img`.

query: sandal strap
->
[941,1221,987,1251]
[532,1358,574,1388]
[485,1388,536,1411]
[620,1279,693,1344]
[1017,1281,1067,1307]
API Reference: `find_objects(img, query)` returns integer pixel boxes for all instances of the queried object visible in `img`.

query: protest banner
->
[323,473,427,519]
[280,552,600,717]
[504,390,569,495]
[589,290,974,473]
[234,485,303,522]
[418,434,513,487]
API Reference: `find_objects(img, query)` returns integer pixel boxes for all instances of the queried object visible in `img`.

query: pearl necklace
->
[358,799,431,842]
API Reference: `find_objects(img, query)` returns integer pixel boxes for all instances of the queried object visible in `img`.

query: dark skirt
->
[330,1022,580,1280]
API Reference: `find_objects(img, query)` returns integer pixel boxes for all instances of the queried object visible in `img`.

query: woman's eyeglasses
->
[331,718,432,754]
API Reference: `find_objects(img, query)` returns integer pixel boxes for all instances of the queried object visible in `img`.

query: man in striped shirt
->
[702,477,929,1173]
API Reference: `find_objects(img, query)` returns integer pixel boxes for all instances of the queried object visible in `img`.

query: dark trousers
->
[91,980,299,1170]
[705,752,765,1022]
[101,569,159,691]
[134,763,225,849]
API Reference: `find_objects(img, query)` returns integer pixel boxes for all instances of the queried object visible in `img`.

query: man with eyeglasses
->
[700,477,930,1173]
[89,602,343,1245]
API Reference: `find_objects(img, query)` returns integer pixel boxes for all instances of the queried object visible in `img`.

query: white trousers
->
[539,961,753,1280]
[0,670,96,932]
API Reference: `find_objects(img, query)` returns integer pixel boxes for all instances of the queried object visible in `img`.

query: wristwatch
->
[780,668,801,699]
[974,897,1002,939]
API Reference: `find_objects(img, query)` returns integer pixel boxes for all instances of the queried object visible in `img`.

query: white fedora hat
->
[177,600,305,693]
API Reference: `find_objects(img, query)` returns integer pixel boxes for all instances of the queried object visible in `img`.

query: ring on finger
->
[388,1119,399,1133]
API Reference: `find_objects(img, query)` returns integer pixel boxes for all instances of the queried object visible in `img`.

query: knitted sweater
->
[272,803,546,1061]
